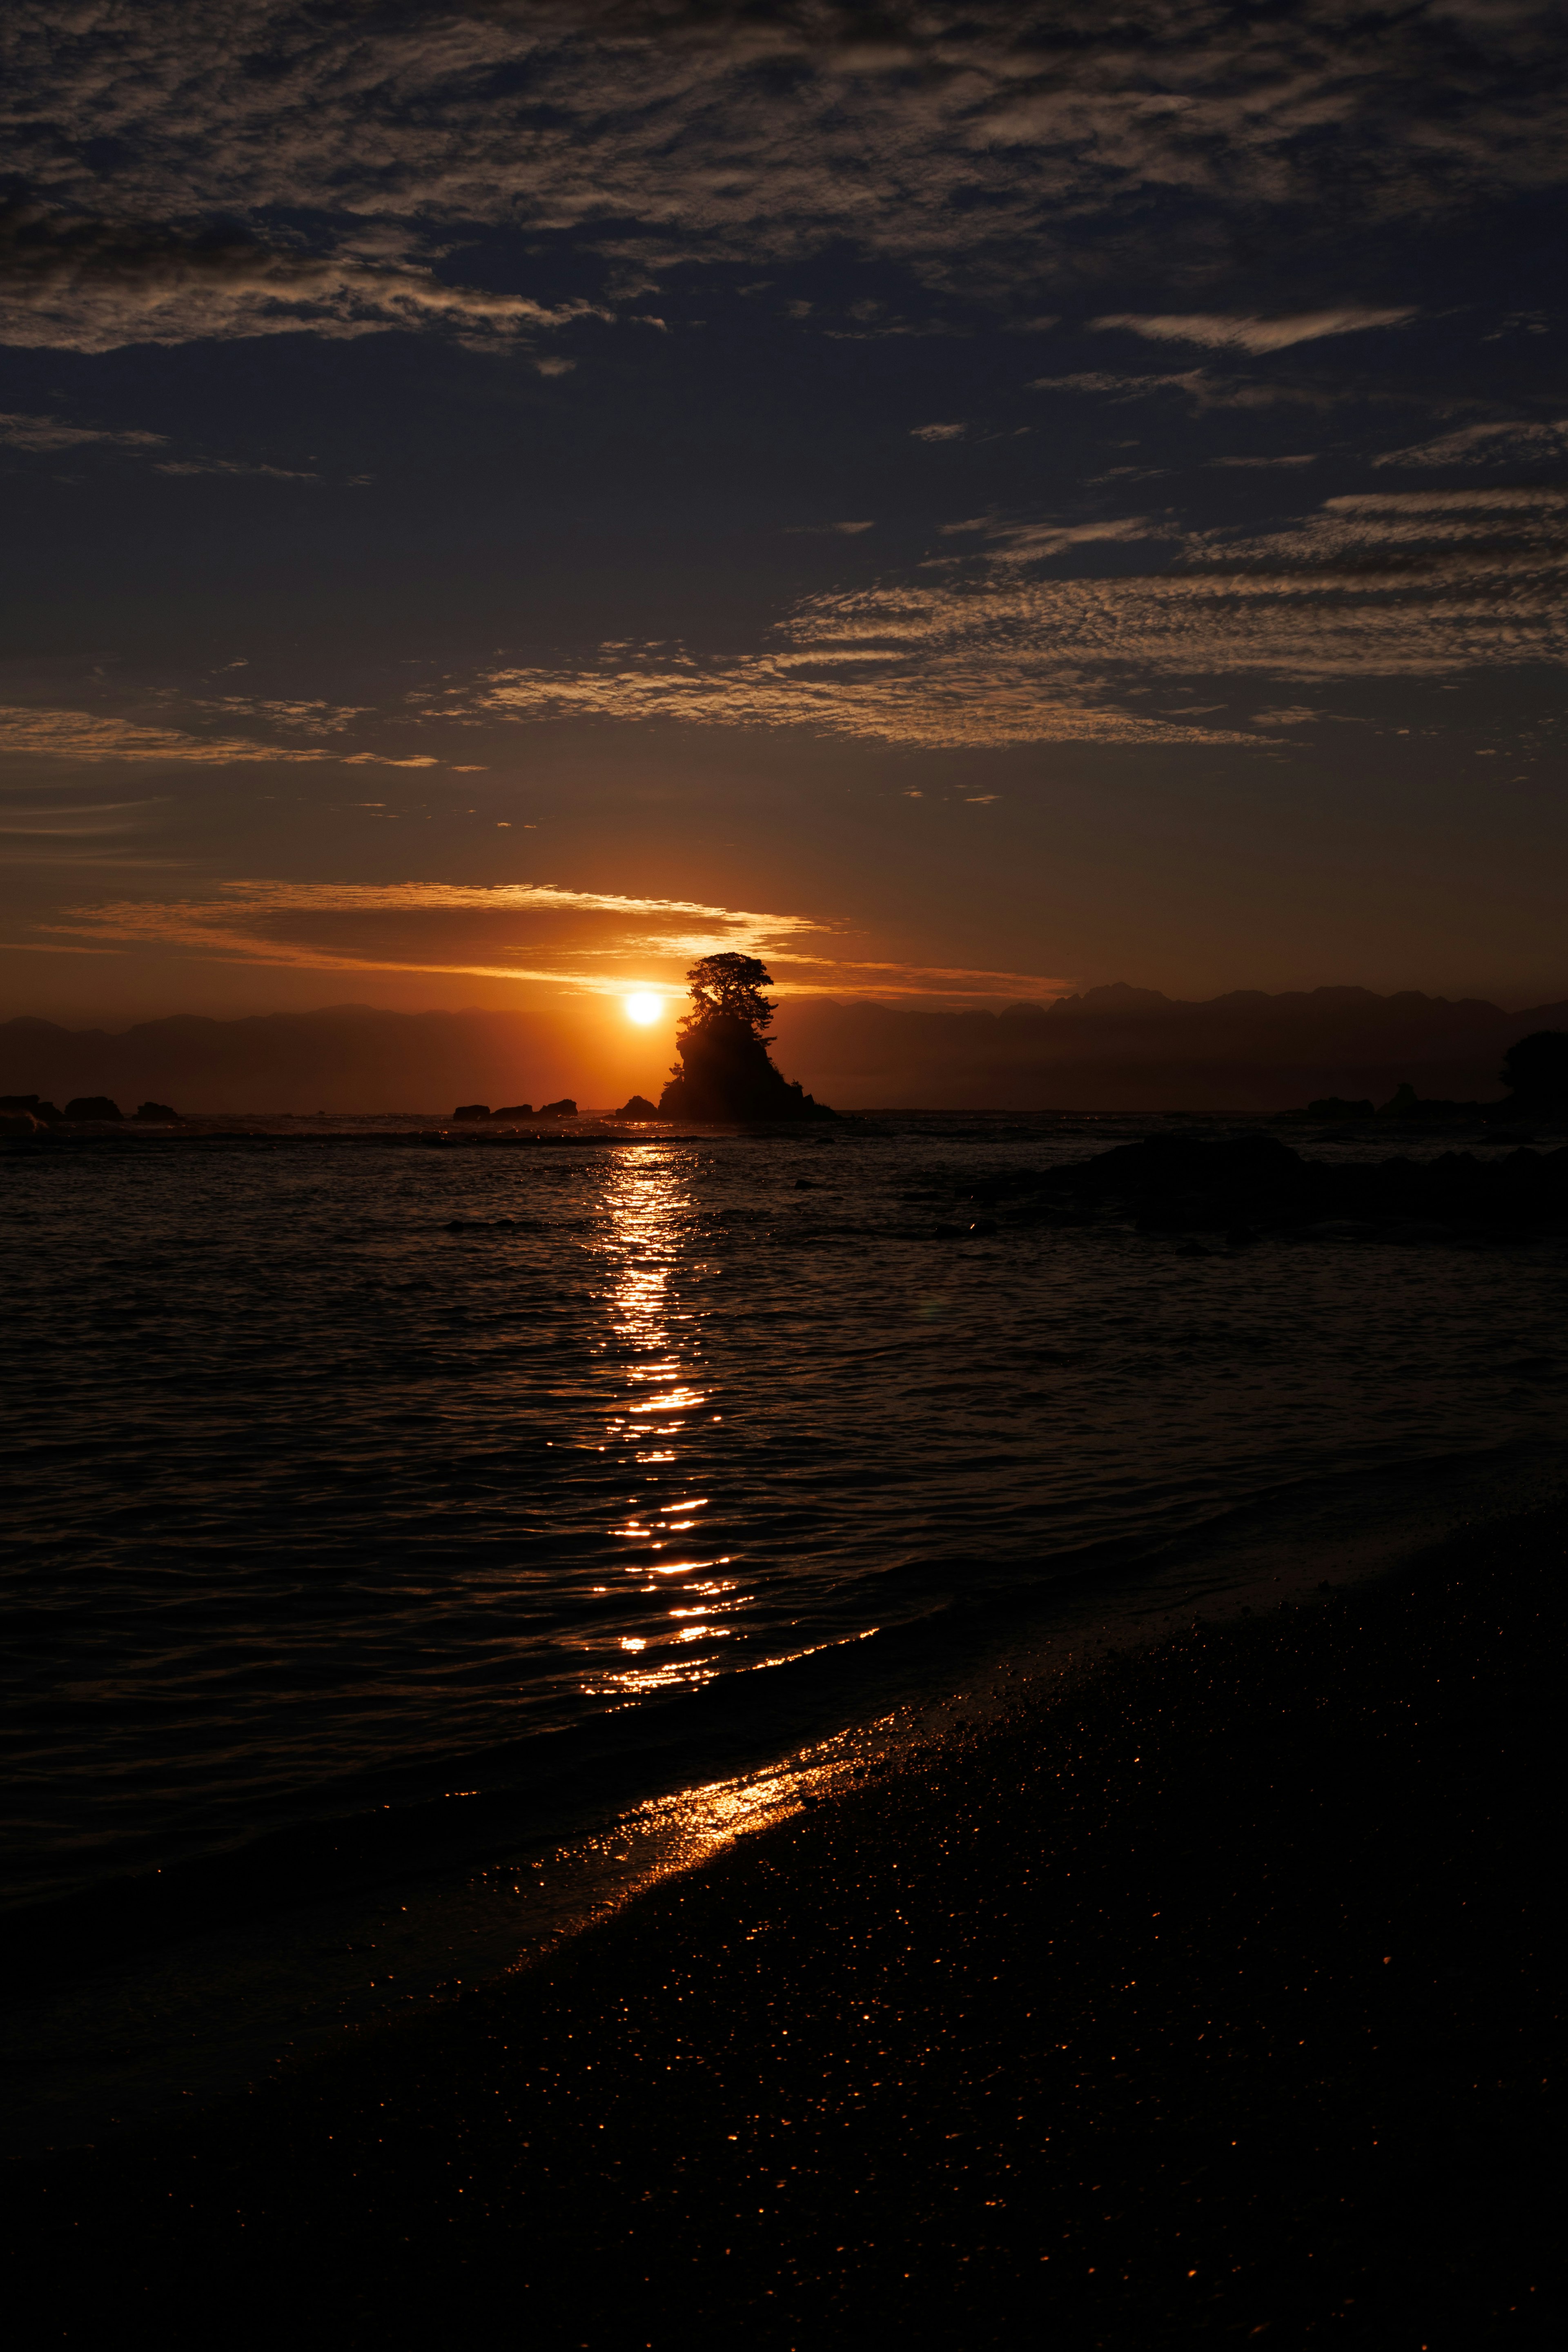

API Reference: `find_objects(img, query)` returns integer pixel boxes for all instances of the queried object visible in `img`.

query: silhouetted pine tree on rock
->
[657,954,835,1121]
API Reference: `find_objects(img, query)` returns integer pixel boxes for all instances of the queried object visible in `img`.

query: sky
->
[3,0,1566,1064]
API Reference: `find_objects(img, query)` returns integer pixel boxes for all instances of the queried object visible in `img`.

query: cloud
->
[785,520,876,535]
[0,797,166,837]
[0,706,333,763]
[1091,309,1417,354]
[1029,371,1336,412]
[193,698,368,733]
[154,458,321,480]
[0,205,597,354]
[943,515,1176,567]
[912,423,967,442]
[1210,453,1319,468]
[2,8,1559,351]
[1372,418,1568,467]
[0,410,167,452]
[40,878,828,989]
[34,873,1071,1004]
[439,479,1568,745]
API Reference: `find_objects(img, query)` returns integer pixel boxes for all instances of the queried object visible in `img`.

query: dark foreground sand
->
[11,1508,1564,2350]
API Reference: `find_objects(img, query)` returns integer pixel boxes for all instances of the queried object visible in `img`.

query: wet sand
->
[11,1505,1562,2348]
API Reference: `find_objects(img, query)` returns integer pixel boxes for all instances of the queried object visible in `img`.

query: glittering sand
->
[12,1505,1562,2348]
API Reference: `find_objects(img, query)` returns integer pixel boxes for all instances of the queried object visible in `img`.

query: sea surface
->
[3,1111,1564,2149]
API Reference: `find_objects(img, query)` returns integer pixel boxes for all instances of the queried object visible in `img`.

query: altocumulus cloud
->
[2,2,1564,348]
[439,483,1568,745]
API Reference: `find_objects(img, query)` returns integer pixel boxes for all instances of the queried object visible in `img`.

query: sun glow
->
[624,991,663,1025]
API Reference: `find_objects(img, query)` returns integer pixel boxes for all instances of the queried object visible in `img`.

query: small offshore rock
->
[492,1104,533,1120]
[452,1104,491,1121]
[613,1095,662,1120]
[62,1096,121,1121]
[537,1098,577,1118]
[134,1101,178,1123]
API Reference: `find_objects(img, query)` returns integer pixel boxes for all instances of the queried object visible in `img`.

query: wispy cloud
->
[0,207,599,355]
[1091,309,1417,354]
[1030,370,1339,412]
[40,878,827,988]
[785,520,876,536]
[0,410,167,452]
[1372,418,1568,468]
[0,797,165,837]
[0,706,332,764]
[154,457,321,480]
[34,876,1072,1005]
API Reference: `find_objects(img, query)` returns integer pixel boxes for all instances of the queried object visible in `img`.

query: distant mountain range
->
[2,985,1564,1116]
[775,986,1568,1114]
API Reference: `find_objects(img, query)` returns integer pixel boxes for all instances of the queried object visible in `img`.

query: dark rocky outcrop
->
[612,1095,663,1120]
[1497,1029,1568,1121]
[0,1094,62,1123]
[1304,1096,1375,1120]
[453,1104,491,1121]
[536,1098,577,1118]
[62,1096,120,1121]
[134,1101,178,1123]
[963,1131,1568,1242]
[658,1014,835,1123]
[491,1104,533,1120]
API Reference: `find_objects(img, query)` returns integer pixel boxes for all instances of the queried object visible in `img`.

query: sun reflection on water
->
[586,1148,739,1698]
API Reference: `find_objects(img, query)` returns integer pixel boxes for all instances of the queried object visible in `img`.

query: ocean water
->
[3,1113,1564,2148]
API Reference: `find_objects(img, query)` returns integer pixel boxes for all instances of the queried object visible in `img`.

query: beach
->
[11,1499,1560,2348]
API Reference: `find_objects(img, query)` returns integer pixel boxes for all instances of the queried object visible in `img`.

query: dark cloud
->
[2,3,1564,347]
[0,200,592,352]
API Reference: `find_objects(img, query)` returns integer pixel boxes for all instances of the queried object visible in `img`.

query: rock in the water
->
[658,1015,835,1122]
[134,1101,178,1122]
[62,1096,121,1121]
[452,1103,492,1121]
[613,1095,662,1119]
[492,1103,533,1120]
[537,1098,577,1118]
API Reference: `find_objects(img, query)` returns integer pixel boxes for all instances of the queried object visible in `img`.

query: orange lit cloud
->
[30,878,1071,1006]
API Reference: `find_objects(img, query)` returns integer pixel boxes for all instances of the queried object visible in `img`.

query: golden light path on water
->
[588,1145,737,1700]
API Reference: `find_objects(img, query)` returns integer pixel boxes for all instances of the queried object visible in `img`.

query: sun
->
[624,991,663,1026]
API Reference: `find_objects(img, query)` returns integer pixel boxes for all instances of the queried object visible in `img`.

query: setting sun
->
[624,991,663,1026]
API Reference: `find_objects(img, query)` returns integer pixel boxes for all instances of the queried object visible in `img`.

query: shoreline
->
[6,1438,1555,2162]
[9,1497,1561,2346]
